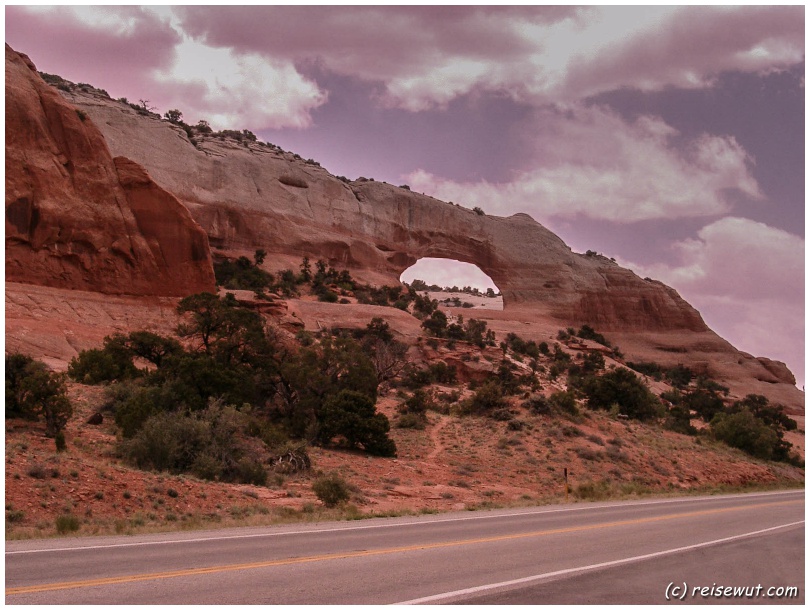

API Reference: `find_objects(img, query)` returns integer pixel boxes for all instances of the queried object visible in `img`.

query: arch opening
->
[400,258,503,311]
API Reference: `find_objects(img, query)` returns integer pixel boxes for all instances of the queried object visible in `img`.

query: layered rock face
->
[63,87,706,333]
[4,45,215,297]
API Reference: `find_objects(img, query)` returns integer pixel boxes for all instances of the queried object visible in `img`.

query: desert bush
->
[234,457,268,486]
[573,480,612,501]
[68,347,135,384]
[665,364,693,389]
[214,254,274,292]
[6,354,72,436]
[55,514,81,534]
[582,368,663,421]
[576,325,611,347]
[6,508,25,523]
[421,310,448,337]
[491,408,515,421]
[27,464,47,479]
[317,390,397,457]
[397,413,427,430]
[524,394,552,415]
[627,361,664,380]
[122,403,270,483]
[400,365,434,389]
[460,379,506,415]
[507,419,526,431]
[317,289,339,303]
[399,389,431,416]
[664,403,697,435]
[710,409,782,461]
[269,443,312,474]
[681,388,726,423]
[55,431,67,452]
[312,473,350,507]
[548,390,580,416]
[429,362,457,384]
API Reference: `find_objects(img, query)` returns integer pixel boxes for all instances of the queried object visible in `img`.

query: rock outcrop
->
[5,45,802,412]
[61,86,707,333]
[4,45,215,297]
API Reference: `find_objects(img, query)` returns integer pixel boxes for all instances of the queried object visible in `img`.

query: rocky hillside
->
[4,44,800,413]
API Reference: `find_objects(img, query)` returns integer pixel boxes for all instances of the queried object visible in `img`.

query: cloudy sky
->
[6,6,805,386]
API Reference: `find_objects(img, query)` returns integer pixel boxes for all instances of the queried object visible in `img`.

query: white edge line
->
[6,489,804,555]
[392,520,806,605]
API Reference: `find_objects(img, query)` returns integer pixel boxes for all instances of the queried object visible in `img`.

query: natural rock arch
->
[61,83,707,334]
[400,258,500,292]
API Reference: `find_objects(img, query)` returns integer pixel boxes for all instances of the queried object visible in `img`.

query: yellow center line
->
[6,499,802,596]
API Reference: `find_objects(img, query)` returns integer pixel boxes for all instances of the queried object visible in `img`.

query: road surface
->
[6,490,804,604]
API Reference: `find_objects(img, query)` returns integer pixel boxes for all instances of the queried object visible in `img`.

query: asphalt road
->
[6,490,804,604]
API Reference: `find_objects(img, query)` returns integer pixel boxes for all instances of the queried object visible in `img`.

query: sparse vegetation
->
[55,514,80,534]
[6,353,72,437]
[312,473,351,507]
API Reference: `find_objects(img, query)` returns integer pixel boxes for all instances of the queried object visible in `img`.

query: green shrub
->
[397,413,427,430]
[68,347,135,384]
[428,362,457,384]
[576,325,611,347]
[583,368,663,421]
[523,394,551,415]
[548,391,580,416]
[213,256,274,292]
[681,388,725,422]
[6,508,25,523]
[55,431,67,452]
[422,310,448,337]
[664,404,697,435]
[400,389,431,415]
[6,354,72,437]
[665,364,693,389]
[234,458,268,486]
[317,390,397,457]
[627,361,664,380]
[55,513,81,534]
[710,409,782,461]
[461,380,506,415]
[317,289,339,303]
[122,403,270,483]
[313,473,351,507]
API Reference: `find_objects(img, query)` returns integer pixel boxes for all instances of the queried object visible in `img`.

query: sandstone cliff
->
[59,86,708,333]
[4,45,802,412]
[4,45,215,297]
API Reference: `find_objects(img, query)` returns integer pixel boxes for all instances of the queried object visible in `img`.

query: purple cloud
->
[406,105,761,222]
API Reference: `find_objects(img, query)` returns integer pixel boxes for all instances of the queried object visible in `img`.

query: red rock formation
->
[6,45,802,412]
[4,45,215,297]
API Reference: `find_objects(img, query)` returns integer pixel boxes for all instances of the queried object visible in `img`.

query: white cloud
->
[11,6,803,125]
[406,105,761,222]
[170,6,803,113]
[154,39,327,130]
[628,217,803,301]
[621,218,804,384]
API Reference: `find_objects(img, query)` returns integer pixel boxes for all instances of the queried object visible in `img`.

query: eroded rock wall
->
[4,45,215,297]
[63,87,707,333]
